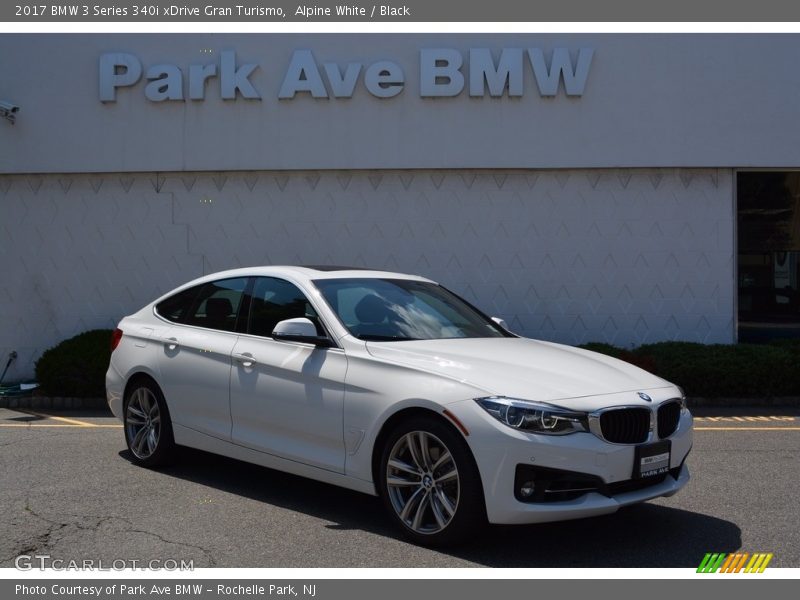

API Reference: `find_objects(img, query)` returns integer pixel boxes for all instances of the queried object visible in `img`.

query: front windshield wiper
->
[357,334,420,342]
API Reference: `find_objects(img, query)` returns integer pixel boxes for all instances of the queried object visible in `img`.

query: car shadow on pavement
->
[467,505,740,568]
[120,446,740,568]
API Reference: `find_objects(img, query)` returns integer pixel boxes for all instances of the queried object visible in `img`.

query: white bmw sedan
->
[107,266,692,545]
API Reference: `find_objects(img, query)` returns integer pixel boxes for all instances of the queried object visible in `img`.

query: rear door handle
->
[233,353,256,368]
[165,337,179,351]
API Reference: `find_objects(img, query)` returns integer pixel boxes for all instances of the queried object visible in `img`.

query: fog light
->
[519,481,535,498]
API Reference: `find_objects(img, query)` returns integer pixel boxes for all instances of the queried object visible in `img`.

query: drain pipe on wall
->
[0,351,17,386]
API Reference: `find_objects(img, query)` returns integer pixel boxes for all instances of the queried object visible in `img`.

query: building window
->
[738,172,800,342]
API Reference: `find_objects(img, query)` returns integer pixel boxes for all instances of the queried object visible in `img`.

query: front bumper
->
[491,463,690,525]
[446,396,693,525]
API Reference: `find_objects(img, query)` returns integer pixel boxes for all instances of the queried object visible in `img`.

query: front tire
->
[123,379,175,468]
[378,416,486,546]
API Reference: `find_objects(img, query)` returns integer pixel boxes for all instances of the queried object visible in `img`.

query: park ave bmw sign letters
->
[98,48,594,102]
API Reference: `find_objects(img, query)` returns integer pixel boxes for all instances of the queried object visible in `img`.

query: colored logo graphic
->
[697,552,773,573]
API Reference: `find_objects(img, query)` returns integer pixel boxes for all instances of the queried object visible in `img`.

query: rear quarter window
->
[155,286,202,323]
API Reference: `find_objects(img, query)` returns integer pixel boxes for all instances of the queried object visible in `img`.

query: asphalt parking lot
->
[0,406,798,568]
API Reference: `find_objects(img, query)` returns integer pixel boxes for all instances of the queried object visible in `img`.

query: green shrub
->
[35,329,113,397]
[579,342,656,373]
[579,342,624,358]
[579,340,800,398]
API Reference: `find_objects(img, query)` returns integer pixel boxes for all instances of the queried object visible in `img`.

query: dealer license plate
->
[633,440,671,479]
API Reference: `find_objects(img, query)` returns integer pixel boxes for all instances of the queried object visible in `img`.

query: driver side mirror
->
[272,318,334,347]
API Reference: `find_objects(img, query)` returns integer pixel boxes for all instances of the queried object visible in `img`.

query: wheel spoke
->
[126,414,146,425]
[405,433,426,471]
[150,414,161,424]
[388,458,421,477]
[411,491,431,531]
[137,430,150,455]
[399,486,425,522]
[132,388,143,411]
[148,398,159,417]
[128,403,146,420]
[431,450,451,472]
[418,432,433,470]
[146,427,157,454]
[435,468,458,483]
[140,390,151,415]
[434,487,456,518]
[387,476,421,487]
[429,493,448,528]
[132,426,148,455]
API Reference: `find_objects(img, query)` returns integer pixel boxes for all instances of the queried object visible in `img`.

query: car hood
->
[365,337,674,410]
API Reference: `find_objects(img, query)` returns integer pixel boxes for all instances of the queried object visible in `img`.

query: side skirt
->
[172,423,378,496]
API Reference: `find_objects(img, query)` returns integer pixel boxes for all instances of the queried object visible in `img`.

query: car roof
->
[175,265,434,287]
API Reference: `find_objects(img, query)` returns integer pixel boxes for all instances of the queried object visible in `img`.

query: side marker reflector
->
[443,409,469,437]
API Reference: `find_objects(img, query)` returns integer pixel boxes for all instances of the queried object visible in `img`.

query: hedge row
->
[579,340,800,398]
[32,329,800,399]
[35,329,113,398]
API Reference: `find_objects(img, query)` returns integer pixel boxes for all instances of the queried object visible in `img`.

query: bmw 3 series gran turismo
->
[107,266,692,545]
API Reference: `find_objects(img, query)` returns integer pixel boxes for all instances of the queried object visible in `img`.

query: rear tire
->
[123,379,176,468]
[377,415,486,546]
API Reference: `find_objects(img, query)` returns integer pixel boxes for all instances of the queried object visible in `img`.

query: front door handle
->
[165,337,179,351]
[233,353,256,368]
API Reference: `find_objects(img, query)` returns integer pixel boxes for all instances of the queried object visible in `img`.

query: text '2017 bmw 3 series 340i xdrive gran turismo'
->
[107,266,692,545]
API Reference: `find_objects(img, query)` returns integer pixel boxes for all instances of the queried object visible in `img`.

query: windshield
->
[312,278,510,341]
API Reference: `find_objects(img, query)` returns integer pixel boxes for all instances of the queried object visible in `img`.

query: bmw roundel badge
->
[637,392,652,402]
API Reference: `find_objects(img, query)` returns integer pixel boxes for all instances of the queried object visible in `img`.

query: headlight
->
[676,386,688,410]
[475,397,587,435]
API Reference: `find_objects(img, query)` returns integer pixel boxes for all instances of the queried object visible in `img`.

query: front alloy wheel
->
[379,416,486,546]
[386,431,460,534]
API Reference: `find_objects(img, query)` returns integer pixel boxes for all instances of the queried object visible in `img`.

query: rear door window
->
[183,278,249,332]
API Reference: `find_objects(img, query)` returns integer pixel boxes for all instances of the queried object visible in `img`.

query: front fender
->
[341,351,484,484]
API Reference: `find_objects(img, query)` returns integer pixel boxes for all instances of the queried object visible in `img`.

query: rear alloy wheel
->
[124,380,175,467]
[379,416,486,546]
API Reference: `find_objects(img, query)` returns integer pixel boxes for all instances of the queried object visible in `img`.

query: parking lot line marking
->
[36,414,97,427]
[15,410,105,427]
[694,427,800,431]
[694,416,797,422]
[0,423,123,428]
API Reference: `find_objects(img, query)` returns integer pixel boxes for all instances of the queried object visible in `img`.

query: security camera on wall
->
[0,101,20,124]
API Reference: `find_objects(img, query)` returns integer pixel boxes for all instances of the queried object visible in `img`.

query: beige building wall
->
[0,167,734,379]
